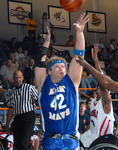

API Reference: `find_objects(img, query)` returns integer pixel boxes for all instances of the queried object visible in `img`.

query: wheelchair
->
[80,134,118,150]
[0,135,15,150]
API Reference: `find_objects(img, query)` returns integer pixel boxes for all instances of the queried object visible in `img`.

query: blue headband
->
[48,60,65,70]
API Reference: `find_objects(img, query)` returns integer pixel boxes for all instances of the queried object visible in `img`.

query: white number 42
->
[50,94,67,111]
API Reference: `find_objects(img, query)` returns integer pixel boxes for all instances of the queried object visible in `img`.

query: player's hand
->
[91,44,99,61]
[76,56,87,67]
[73,13,89,32]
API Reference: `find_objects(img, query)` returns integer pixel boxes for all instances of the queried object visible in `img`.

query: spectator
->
[100,48,108,61]
[98,38,106,51]
[79,102,90,134]
[24,58,35,84]
[0,40,8,61]
[66,35,75,47]
[111,54,118,68]
[106,47,113,63]
[0,59,14,87]
[85,99,91,117]
[6,70,38,150]
[9,37,18,53]
[79,70,91,95]
[9,53,19,71]
[27,12,37,40]
[98,54,106,74]
[14,47,24,62]
[41,12,55,43]
[23,49,30,63]
[110,39,116,51]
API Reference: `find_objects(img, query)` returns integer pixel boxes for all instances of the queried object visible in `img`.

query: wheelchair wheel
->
[89,143,118,150]
[0,140,5,150]
[89,134,118,150]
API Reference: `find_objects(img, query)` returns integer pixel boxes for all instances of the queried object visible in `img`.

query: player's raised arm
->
[68,13,89,90]
[35,27,51,93]
[92,44,112,113]
[77,53,118,93]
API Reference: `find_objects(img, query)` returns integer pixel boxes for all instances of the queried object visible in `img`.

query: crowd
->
[0,12,118,150]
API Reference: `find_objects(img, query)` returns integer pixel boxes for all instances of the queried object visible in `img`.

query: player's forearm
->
[94,59,102,73]
[84,62,117,91]
[75,31,85,59]
[75,31,85,50]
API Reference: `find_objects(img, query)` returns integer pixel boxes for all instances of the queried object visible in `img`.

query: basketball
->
[59,0,85,12]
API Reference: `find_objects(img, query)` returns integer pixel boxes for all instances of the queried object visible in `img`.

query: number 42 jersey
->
[39,74,79,137]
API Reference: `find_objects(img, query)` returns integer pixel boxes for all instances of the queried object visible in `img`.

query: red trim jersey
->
[90,98,114,137]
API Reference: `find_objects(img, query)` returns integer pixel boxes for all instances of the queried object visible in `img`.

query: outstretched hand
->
[76,56,87,67]
[73,13,89,32]
[91,44,99,61]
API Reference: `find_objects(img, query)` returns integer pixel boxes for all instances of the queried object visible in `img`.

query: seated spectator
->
[98,38,106,51]
[0,40,8,61]
[23,49,30,63]
[24,58,35,84]
[98,54,106,74]
[111,54,118,68]
[100,48,108,61]
[9,53,19,71]
[110,39,116,51]
[66,35,75,47]
[79,70,91,95]
[14,46,25,62]
[0,59,15,87]
[106,47,114,63]
[9,37,18,53]
[78,102,90,134]
[85,99,91,117]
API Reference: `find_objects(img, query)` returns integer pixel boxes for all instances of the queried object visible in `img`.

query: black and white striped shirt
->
[7,83,38,114]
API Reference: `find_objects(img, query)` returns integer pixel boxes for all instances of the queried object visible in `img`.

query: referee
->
[6,70,38,150]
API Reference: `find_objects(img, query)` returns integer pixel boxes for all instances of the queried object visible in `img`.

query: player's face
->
[49,63,66,83]
[96,86,101,97]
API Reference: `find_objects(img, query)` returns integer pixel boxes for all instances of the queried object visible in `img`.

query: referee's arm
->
[6,107,13,134]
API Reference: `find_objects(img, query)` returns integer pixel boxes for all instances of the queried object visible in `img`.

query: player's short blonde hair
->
[46,56,68,74]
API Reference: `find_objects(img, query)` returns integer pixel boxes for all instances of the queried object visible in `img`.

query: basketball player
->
[35,13,89,149]
[80,44,115,148]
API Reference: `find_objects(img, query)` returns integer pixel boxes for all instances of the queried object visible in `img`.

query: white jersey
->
[81,98,114,147]
[90,98,114,136]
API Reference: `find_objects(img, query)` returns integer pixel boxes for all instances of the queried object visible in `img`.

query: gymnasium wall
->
[0,0,118,48]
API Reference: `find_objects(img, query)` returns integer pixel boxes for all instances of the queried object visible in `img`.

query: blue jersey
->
[40,74,79,137]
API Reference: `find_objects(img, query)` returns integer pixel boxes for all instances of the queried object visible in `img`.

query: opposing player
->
[35,13,89,149]
[80,44,115,148]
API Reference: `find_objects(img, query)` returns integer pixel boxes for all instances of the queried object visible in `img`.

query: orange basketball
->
[59,0,85,12]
